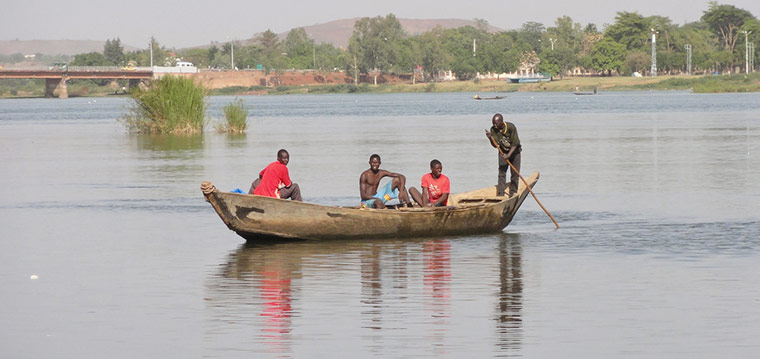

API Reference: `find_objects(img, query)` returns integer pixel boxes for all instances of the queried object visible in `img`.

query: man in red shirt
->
[248,149,302,201]
[410,159,450,207]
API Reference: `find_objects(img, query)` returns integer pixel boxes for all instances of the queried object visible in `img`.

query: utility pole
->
[651,29,658,76]
[743,31,752,74]
[231,40,235,70]
[473,39,477,56]
[148,37,153,68]
[750,42,755,73]
[548,38,556,50]
[685,44,692,75]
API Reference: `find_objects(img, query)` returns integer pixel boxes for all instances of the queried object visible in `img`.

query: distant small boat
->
[573,87,598,95]
[508,75,551,83]
[473,95,504,100]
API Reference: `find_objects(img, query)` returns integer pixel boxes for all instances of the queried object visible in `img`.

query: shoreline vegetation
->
[2,72,760,99]
[120,76,207,134]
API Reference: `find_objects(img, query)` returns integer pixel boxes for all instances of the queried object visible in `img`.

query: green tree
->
[538,47,576,78]
[605,12,651,51]
[440,26,483,80]
[622,51,649,75]
[701,2,755,53]
[283,28,316,69]
[178,48,211,68]
[70,52,110,66]
[411,27,450,81]
[104,38,124,65]
[256,29,283,73]
[677,22,721,72]
[481,31,518,75]
[588,38,626,75]
[519,22,545,51]
[208,45,219,64]
[346,14,406,82]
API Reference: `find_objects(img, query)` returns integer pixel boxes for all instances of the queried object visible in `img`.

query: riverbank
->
[2,72,759,98]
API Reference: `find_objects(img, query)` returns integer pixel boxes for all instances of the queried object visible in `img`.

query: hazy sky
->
[3,0,759,48]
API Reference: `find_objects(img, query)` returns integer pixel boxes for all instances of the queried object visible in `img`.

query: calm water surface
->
[1,91,759,358]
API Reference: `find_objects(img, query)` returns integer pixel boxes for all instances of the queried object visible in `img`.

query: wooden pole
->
[489,136,560,229]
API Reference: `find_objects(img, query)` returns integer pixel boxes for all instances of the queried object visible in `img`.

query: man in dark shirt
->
[485,113,521,196]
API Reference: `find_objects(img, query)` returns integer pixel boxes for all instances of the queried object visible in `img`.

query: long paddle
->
[488,135,560,229]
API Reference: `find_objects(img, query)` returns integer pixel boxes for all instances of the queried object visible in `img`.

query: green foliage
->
[257,29,283,73]
[622,51,650,75]
[588,38,627,74]
[104,38,124,65]
[647,72,760,92]
[283,28,315,69]
[121,76,208,134]
[605,12,651,51]
[177,47,213,68]
[347,14,406,75]
[701,2,754,52]
[215,98,249,133]
[70,52,110,66]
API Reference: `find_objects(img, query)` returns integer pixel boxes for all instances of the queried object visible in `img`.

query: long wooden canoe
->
[201,172,539,241]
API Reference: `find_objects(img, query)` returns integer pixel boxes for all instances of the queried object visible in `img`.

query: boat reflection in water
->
[205,235,523,356]
[497,233,523,353]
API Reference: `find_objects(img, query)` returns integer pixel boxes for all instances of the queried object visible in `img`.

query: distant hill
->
[267,18,503,49]
[0,18,502,56]
[0,39,139,56]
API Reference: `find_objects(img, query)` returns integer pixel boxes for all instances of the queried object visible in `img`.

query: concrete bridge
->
[0,66,153,98]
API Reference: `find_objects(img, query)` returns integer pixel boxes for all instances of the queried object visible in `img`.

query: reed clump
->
[215,98,249,133]
[121,76,208,134]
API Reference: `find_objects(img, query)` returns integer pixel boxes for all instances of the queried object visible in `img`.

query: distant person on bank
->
[485,113,521,197]
[410,159,450,207]
[359,154,411,209]
[248,149,302,201]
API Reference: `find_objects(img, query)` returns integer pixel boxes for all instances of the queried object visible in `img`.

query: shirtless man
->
[359,154,411,209]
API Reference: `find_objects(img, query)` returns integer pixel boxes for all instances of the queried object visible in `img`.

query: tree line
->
[60,2,759,81]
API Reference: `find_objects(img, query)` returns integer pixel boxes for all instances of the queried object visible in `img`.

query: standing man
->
[248,149,302,201]
[359,154,411,209]
[485,113,521,197]
[410,159,450,207]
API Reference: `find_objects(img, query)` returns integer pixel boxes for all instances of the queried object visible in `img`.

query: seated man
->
[248,149,302,201]
[410,159,450,207]
[359,154,411,209]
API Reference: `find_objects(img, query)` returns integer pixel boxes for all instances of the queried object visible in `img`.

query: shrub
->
[121,76,208,134]
[425,82,436,93]
[215,98,249,133]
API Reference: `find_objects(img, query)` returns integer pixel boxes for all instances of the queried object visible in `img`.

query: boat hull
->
[202,172,539,241]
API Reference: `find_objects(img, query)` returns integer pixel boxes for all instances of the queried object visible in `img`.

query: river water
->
[1,91,759,358]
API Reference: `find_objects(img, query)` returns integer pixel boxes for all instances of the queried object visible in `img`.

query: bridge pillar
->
[128,79,141,92]
[45,79,57,98]
[45,78,68,98]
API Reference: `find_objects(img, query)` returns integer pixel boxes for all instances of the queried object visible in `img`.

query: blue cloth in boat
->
[230,188,245,194]
[362,180,399,208]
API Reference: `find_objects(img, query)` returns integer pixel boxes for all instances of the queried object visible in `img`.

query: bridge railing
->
[67,66,151,72]
[0,66,153,72]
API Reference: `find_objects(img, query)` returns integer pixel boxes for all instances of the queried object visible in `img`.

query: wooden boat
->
[473,95,504,100]
[201,172,539,241]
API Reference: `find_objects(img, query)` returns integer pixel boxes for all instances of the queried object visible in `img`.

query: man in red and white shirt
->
[410,159,450,207]
[248,149,302,201]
